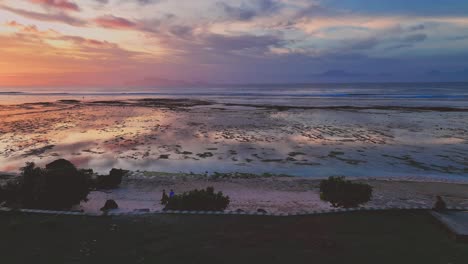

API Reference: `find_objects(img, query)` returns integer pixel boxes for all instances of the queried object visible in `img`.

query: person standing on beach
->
[169,189,175,198]
[161,189,169,205]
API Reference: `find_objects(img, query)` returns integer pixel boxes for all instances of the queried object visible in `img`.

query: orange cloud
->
[94,15,137,29]
[0,22,153,87]
[0,4,86,26]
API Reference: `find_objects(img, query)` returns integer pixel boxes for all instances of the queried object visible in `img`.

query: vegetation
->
[320,176,373,208]
[164,187,230,211]
[95,168,128,189]
[0,159,91,210]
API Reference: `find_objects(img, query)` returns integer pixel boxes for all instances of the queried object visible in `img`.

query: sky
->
[0,0,468,88]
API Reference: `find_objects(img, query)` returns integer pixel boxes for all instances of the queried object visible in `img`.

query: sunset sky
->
[1,0,468,88]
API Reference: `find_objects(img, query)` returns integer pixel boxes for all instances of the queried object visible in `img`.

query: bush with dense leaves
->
[0,159,91,210]
[164,187,230,211]
[0,181,21,207]
[95,168,127,189]
[319,176,372,208]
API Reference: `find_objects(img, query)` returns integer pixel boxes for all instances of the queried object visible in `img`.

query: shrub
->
[319,176,372,208]
[0,159,92,210]
[164,187,230,211]
[95,168,127,189]
[0,181,22,207]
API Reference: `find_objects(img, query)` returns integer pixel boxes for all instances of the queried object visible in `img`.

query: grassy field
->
[0,211,467,264]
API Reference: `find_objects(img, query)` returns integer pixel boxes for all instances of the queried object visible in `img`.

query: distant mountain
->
[0,91,24,94]
[125,77,207,88]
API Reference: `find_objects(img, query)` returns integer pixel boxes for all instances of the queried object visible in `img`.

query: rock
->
[257,208,268,214]
[134,208,150,212]
[100,199,118,211]
[196,152,213,158]
[159,154,170,159]
[433,196,447,211]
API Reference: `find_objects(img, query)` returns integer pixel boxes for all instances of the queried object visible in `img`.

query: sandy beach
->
[77,172,468,213]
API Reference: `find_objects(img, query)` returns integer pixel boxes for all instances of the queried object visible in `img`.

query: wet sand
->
[1,98,467,179]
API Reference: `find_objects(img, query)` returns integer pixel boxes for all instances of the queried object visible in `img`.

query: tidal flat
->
[1,98,467,179]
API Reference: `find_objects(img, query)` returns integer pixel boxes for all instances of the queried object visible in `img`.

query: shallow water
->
[0,94,467,181]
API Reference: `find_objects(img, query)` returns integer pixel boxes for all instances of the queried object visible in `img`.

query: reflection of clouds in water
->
[0,101,467,179]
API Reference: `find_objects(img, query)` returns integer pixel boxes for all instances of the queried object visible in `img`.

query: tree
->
[319,176,372,208]
[0,159,91,210]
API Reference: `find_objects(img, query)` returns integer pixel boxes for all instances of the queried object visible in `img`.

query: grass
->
[0,211,467,263]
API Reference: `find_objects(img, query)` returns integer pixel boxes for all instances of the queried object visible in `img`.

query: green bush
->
[319,176,372,208]
[0,159,91,210]
[95,168,127,189]
[164,187,230,211]
[0,181,22,207]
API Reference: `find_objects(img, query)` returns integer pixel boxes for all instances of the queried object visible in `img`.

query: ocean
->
[1,82,467,181]
[1,82,468,107]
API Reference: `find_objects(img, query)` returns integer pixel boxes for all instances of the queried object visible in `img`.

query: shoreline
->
[2,97,468,111]
[77,172,468,214]
[2,170,468,214]
[4,169,468,184]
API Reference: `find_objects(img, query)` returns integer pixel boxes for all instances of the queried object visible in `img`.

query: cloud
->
[1,0,468,85]
[408,24,425,31]
[0,21,155,87]
[403,33,427,42]
[347,37,380,50]
[447,35,468,41]
[0,4,86,26]
[201,33,285,52]
[94,15,137,29]
[29,0,80,12]
[135,0,160,5]
[216,0,282,21]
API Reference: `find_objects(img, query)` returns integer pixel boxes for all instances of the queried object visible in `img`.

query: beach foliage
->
[0,159,91,210]
[95,168,128,189]
[320,176,372,208]
[164,187,230,211]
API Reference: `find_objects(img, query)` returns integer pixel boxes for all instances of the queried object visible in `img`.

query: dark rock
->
[100,199,118,211]
[159,154,170,159]
[197,152,214,158]
[257,208,267,214]
[133,208,150,212]
[433,196,447,211]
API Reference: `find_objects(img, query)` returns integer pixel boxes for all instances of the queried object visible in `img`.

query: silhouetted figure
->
[433,196,447,211]
[161,189,169,205]
[169,189,175,198]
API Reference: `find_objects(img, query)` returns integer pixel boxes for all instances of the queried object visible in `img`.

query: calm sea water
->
[1,82,468,107]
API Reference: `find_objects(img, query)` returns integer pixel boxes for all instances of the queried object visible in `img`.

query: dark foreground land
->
[1,211,467,264]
